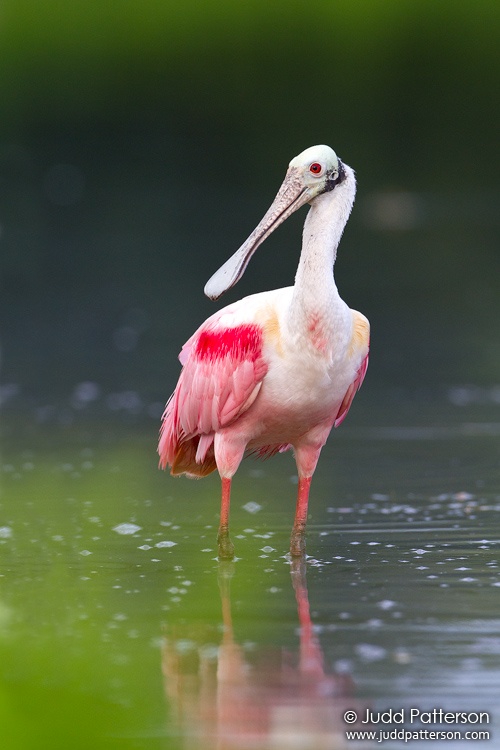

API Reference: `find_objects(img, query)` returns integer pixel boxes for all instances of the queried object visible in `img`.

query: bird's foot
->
[217,528,235,560]
[290,527,306,557]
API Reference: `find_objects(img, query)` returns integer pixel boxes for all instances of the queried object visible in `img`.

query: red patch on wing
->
[195,324,263,362]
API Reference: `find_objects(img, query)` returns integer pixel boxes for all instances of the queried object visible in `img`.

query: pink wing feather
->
[333,350,369,428]
[159,321,268,476]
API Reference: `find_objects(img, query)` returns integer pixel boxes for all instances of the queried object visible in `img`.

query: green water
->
[1,400,499,749]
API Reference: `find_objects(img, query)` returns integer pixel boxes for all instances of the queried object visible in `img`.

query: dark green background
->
[1,0,499,404]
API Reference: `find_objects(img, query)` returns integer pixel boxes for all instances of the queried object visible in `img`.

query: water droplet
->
[72,381,101,408]
[242,502,261,514]
[393,649,412,664]
[377,600,397,610]
[113,523,142,535]
[355,643,387,662]
[113,326,139,352]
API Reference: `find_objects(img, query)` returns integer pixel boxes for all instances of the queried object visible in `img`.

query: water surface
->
[1,399,499,749]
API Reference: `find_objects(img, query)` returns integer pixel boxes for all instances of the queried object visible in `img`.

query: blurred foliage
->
[0,0,499,395]
[0,0,499,181]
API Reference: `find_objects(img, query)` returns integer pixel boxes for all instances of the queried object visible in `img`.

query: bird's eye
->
[309,162,323,175]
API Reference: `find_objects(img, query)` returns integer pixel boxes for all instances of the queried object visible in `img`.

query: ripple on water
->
[113,523,142,535]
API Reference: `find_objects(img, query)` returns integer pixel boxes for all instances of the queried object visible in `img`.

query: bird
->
[158,145,369,559]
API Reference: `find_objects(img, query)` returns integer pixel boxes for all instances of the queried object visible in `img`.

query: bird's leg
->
[291,438,325,557]
[215,434,247,560]
[290,475,312,557]
[217,477,235,560]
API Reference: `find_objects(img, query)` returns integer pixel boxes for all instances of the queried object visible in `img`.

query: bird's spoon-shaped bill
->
[204,168,310,300]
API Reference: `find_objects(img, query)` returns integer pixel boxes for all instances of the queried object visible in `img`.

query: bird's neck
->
[288,168,356,348]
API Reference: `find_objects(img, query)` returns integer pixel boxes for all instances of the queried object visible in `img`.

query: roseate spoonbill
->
[159,145,369,559]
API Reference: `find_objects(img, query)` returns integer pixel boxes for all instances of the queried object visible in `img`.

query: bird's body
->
[159,145,369,558]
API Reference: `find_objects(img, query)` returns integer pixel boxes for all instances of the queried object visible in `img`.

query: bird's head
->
[205,145,349,300]
[287,144,346,200]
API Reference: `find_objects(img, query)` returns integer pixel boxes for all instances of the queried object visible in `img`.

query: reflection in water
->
[162,559,370,749]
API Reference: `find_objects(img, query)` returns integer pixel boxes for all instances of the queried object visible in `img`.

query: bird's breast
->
[250,341,355,437]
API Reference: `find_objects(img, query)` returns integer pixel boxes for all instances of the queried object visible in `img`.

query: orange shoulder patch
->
[259,306,284,356]
[348,311,370,358]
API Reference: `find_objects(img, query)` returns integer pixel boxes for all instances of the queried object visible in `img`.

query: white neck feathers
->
[292,164,355,297]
